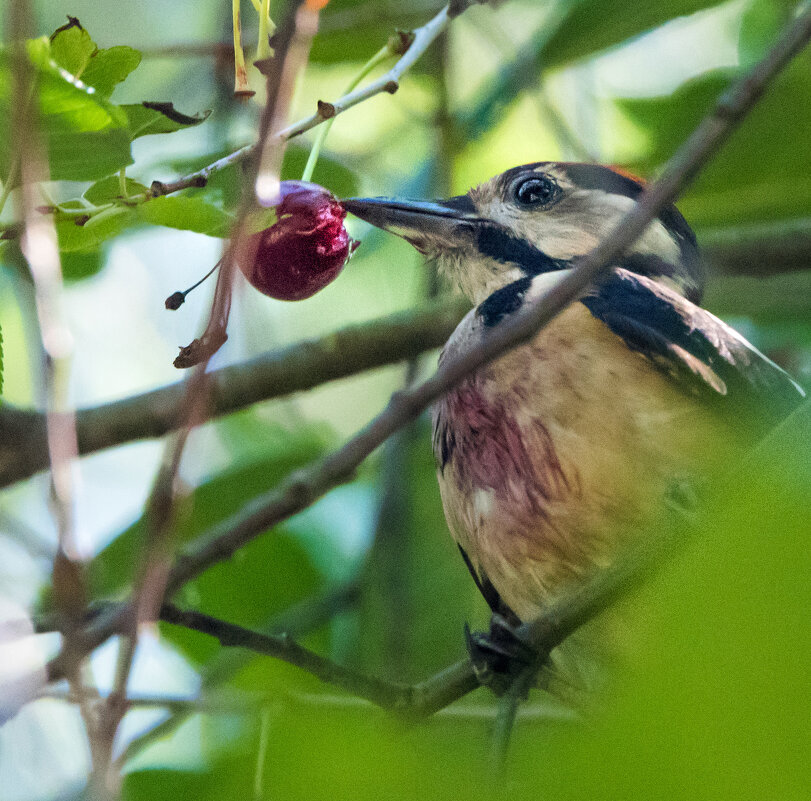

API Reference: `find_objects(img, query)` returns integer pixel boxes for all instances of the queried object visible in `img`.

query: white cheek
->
[487,192,681,264]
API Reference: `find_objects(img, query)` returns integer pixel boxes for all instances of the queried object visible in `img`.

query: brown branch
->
[0,298,468,488]
[160,603,412,710]
[701,218,811,276]
[118,580,360,766]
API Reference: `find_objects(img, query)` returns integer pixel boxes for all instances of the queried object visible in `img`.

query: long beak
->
[342,195,480,252]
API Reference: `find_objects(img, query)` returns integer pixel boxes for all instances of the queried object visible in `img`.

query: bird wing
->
[580,269,805,427]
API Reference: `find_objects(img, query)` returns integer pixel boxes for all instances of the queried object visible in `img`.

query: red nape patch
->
[608,165,647,186]
[438,379,569,512]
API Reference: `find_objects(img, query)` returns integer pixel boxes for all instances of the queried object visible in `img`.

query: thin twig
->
[146,3,457,199]
[7,0,106,789]
[117,581,360,766]
[159,603,414,710]
[86,2,315,787]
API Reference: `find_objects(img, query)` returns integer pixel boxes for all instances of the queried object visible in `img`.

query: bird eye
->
[513,176,560,208]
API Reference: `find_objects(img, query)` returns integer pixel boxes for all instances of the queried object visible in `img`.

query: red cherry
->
[238,181,356,301]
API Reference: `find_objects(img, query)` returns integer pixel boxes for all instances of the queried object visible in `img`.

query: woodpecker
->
[343,163,805,628]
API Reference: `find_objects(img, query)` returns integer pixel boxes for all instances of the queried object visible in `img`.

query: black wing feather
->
[581,269,805,428]
[457,545,520,626]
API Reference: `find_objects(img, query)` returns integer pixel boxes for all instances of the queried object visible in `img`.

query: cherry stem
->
[300,44,393,182]
[256,0,275,61]
[165,259,222,310]
[232,0,253,97]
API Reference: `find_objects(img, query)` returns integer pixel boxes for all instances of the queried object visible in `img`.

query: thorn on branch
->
[388,30,415,56]
[316,99,336,119]
[384,80,399,95]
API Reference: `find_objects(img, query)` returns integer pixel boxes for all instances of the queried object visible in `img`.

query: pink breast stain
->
[440,378,569,516]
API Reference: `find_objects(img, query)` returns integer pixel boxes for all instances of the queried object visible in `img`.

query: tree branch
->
[701,218,811,276]
[159,603,413,710]
[0,298,468,488]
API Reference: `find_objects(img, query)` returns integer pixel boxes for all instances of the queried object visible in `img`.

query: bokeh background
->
[0,1,809,799]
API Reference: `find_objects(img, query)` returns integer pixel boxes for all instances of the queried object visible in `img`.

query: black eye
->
[513,176,559,207]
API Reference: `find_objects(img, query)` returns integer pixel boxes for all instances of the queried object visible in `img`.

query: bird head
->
[343,162,704,305]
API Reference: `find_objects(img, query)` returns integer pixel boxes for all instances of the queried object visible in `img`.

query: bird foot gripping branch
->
[465,616,538,697]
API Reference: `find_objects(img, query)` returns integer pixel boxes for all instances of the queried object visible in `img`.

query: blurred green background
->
[0,1,809,799]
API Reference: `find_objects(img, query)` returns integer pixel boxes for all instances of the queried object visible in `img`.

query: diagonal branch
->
[146,2,460,199]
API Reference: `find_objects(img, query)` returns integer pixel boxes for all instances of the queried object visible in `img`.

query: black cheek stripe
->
[477,275,533,328]
[476,224,567,277]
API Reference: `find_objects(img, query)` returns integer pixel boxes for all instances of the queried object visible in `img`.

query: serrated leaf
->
[0,41,133,181]
[122,102,211,139]
[137,196,234,237]
[49,17,141,97]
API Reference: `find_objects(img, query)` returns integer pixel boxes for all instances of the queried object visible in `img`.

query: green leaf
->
[617,51,811,228]
[136,196,234,237]
[48,17,96,79]
[61,249,103,282]
[80,46,142,98]
[0,40,133,182]
[542,0,722,68]
[90,424,330,603]
[282,145,359,199]
[455,0,723,140]
[49,17,141,97]
[55,207,136,253]
[83,176,148,205]
[121,102,211,140]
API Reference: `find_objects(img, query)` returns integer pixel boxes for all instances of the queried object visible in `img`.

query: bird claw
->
[464,614,538,696]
